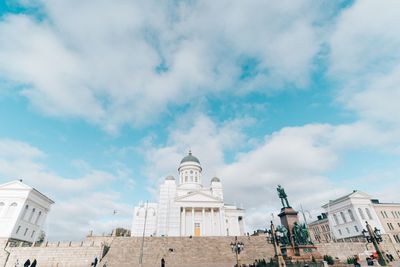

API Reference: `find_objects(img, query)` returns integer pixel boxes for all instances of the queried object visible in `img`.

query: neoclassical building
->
[131,151,245,237]
[0,180,54,243]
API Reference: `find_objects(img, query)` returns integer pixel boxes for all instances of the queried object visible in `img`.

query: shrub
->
[323,255,334,265]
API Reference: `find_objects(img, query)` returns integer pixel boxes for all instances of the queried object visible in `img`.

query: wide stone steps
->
[99,236,274,267]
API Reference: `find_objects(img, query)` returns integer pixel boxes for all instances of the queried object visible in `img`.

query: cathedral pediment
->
[175,190,222,203]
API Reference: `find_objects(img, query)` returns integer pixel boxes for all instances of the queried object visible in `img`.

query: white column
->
[202,208,205,236]
[192,207,195,236]
[211,208,214,236]
[182,208,186,236]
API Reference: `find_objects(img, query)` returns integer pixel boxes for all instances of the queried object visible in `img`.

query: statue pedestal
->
[281,244,322,261]
[278,207,299,231]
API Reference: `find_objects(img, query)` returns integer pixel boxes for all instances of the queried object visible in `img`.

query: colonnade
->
[181,207,225,236]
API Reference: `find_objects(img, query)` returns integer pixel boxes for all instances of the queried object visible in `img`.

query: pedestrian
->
[353,255,361,267]
[161,258,165,267]
[23,259,30,267]
[14,259,19,267]
[30,259,37,267]
[91,257,98,267]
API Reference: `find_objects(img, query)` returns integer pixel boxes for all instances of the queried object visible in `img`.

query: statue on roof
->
[277,185,291,208]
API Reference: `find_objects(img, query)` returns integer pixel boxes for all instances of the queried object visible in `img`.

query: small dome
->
[211,177,220,183]
[180,150,200,164]
[165,175,175,180]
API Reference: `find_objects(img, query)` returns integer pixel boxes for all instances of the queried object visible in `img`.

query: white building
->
[321,190,385,240]
[131,151,245,237]
[0,180,54,243]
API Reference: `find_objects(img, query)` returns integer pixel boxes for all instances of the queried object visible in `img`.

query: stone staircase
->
[99,236,275,267]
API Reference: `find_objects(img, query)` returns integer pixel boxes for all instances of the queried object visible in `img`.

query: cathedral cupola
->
[178,150,202,189]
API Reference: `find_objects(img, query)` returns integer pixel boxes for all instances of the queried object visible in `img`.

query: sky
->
[1,0,400,241]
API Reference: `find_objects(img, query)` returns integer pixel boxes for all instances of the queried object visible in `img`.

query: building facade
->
[131,151,245,237]
[310,190,400,244]
[309,213,332,243]
[0,180,54,243]
[371,199,400,243]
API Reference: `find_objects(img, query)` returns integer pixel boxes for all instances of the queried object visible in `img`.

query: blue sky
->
[1,0,400,240]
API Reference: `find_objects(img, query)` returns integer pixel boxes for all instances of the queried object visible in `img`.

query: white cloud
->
[0,0,326,132]
[329,0,400,130]
[0,139,132,241]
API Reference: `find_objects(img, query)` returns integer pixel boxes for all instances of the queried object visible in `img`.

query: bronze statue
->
[277,185,290,208]
[276,225,290,246]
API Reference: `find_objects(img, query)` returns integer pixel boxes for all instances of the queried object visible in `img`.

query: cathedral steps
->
[99,236,274,267]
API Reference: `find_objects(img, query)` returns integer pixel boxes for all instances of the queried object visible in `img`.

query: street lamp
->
[267,221,286,267]
[362,221,389,266]
[230,236,244,267]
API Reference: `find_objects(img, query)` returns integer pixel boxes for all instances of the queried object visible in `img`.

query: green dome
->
[211,177,220,182]
[180,151,200,164]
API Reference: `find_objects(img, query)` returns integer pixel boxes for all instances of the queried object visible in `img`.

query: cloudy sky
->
[1,0,400,241]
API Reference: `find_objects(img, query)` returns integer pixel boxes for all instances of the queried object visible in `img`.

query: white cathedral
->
[131,151,245,237]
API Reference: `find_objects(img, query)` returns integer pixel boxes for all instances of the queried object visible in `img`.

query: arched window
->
[358,208,365,220]
[5,202,17,217]
[365,208,373,220]
[29,208,36,222]
[348,209,355,221]
[35,210,42,224]
[340,212,347,223]
[333,214,339,225]
[22,205,29,220]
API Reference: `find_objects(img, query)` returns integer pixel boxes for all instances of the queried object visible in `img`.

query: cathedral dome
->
[180,150,200,164]
[165,175,175,180]
[211,177,220,183]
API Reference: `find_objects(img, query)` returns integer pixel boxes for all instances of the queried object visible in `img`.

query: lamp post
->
[230,236,244,267]
[361,221,389,266]
[266,221,286,267]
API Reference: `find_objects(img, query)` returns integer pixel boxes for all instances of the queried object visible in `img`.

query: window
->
[338,229,342,235]
[381,211,385,218]
[354,226,359,232]
[346,227,350,234]
[365,208,373,220]
[29,208,36,222]
[340,212,347,223]
[31,230,35,238]
[22,205,29,220]
[384,211,388,218]
[326,225,330,231]
[333,214,339,225]
[358,208,365,220]
[348,209,355,221]
[24,228,28,236]
[16,226,21,234]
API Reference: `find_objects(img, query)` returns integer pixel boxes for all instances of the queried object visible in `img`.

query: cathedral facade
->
[131,151,245,237]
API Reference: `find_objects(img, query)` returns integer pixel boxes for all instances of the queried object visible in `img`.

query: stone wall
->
[316,241,400,261]
[0,238,107,267]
